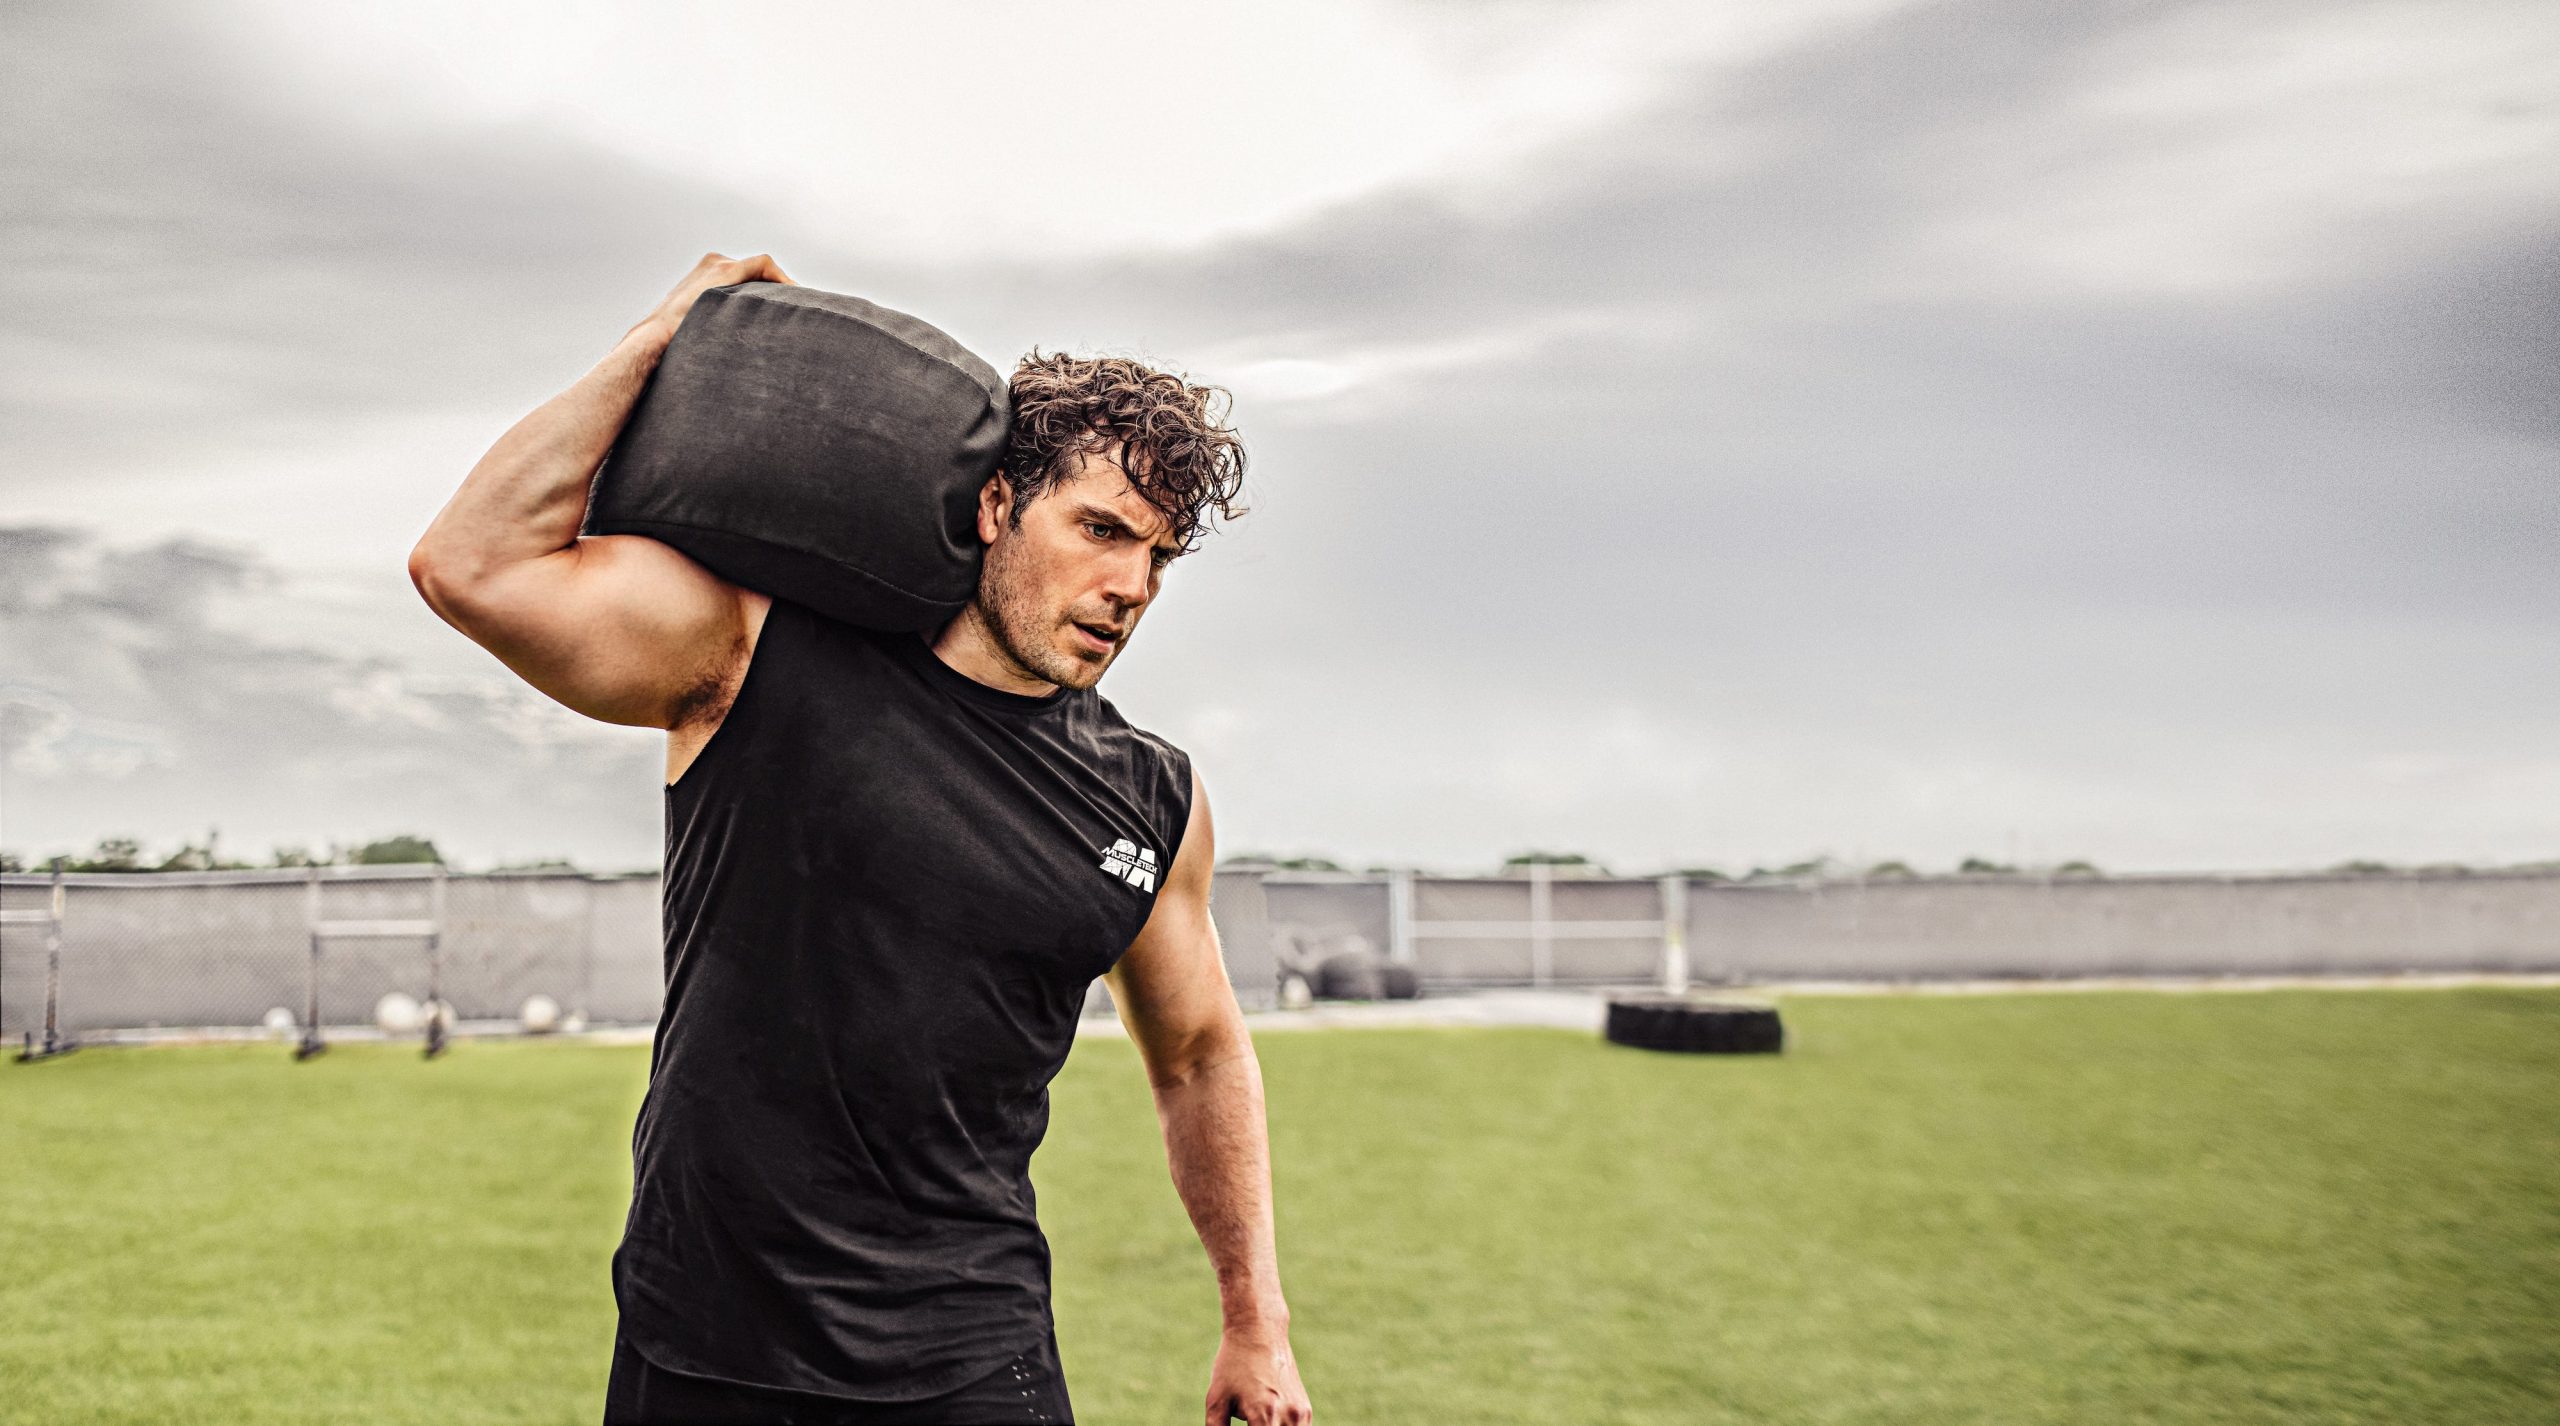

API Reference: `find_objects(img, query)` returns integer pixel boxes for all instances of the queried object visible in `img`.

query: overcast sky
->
[3,0,2554,875]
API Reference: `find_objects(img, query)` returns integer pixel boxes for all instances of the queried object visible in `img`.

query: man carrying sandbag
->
[409,252,1312,1426]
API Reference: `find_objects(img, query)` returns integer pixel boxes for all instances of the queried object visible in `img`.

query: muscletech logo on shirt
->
[1098,839,1158,893]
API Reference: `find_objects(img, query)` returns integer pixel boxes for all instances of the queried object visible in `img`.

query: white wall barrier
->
[4,864,2551,1038]
[1251,866,2560,989]
[0,864,1281,1038]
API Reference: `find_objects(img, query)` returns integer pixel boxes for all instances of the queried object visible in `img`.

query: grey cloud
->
[946,0,2560,642]
[1048,0,2559,867]
[954,0,2556,418]
[0,523,662,869]
[0,526,86,610]
[5,0,2552,871]
[1,0,886,480]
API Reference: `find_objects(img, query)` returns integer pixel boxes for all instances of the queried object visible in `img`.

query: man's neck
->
[926,605,1059,697]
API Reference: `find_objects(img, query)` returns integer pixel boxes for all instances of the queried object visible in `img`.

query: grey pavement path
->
[1077,971,2560,1039]
[44,972,2558,1048]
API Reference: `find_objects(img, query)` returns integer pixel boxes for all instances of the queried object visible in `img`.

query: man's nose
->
[1100,545,1154,608]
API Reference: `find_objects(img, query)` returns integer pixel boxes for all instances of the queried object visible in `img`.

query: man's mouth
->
[1072,621,1122,652]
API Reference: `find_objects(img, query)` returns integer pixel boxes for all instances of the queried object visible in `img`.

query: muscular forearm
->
[1153,1033,1290,1333]
[413,320,671,581]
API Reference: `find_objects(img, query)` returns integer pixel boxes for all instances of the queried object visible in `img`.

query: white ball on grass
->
[521,994,561,1034]
[262,1006,297,1038]
[374,991,421,1034]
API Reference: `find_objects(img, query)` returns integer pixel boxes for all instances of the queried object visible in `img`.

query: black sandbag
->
[580,281,1010,631]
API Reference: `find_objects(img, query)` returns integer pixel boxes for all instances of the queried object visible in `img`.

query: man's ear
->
[976,472,1012,545]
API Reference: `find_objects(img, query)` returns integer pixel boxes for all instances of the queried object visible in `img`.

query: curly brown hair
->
[1002,351,1247,553]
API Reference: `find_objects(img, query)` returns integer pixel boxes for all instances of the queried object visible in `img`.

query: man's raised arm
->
[1104,771,1316,1426]
[405,251,790,730]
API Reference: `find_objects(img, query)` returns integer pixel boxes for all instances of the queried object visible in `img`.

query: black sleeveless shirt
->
[612,594,1194,1401]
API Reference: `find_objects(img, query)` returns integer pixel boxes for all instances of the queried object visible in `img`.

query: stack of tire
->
[1311,950,1420,1002]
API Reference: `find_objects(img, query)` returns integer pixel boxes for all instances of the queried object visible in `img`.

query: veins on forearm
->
[1153,1044,1289,1329]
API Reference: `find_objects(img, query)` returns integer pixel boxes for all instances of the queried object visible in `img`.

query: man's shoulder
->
[1081,690,1191,772]
[1071,693,1195,850]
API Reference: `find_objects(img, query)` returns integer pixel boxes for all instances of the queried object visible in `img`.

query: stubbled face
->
[971,448,1182,691]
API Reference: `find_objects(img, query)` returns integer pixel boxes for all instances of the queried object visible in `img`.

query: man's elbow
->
[406,537,501,630]
[405,537,438,595]
[1152,1015,1255,1091]
[406,539,462,622]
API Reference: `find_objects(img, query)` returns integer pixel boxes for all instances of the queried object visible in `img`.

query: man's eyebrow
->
[1074,502,1175,545]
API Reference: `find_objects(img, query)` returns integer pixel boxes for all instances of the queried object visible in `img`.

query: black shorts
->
[601,1326,1073,1425]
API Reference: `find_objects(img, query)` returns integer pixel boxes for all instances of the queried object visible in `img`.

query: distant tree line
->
[1214,850,2557,880]
[23,835,2543,879]
[0,831,583,874]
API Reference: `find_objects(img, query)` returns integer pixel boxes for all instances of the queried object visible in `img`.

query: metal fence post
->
[1528,860,1553,989]
[1659,874,1689,994]
[11,859,76,1062]
[422,862,450,1059]
[577,874,599,1028]
[1388,869,1416,966]
[295,865,326,1061]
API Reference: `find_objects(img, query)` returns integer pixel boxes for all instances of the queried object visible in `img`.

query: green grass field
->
[2,989,2554,1425]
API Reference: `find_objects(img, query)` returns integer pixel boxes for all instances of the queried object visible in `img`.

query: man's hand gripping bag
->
[579,281,1010,631]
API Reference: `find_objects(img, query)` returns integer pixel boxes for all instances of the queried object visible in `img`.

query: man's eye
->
[1085,521,1114,540]
[1151,549,1176,568]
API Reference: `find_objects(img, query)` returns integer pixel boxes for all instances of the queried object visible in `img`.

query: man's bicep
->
[1104,770,1240,1083]
[412,533,746,731]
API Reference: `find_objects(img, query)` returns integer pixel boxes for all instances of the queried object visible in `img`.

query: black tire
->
[1604,994,1784,1054]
